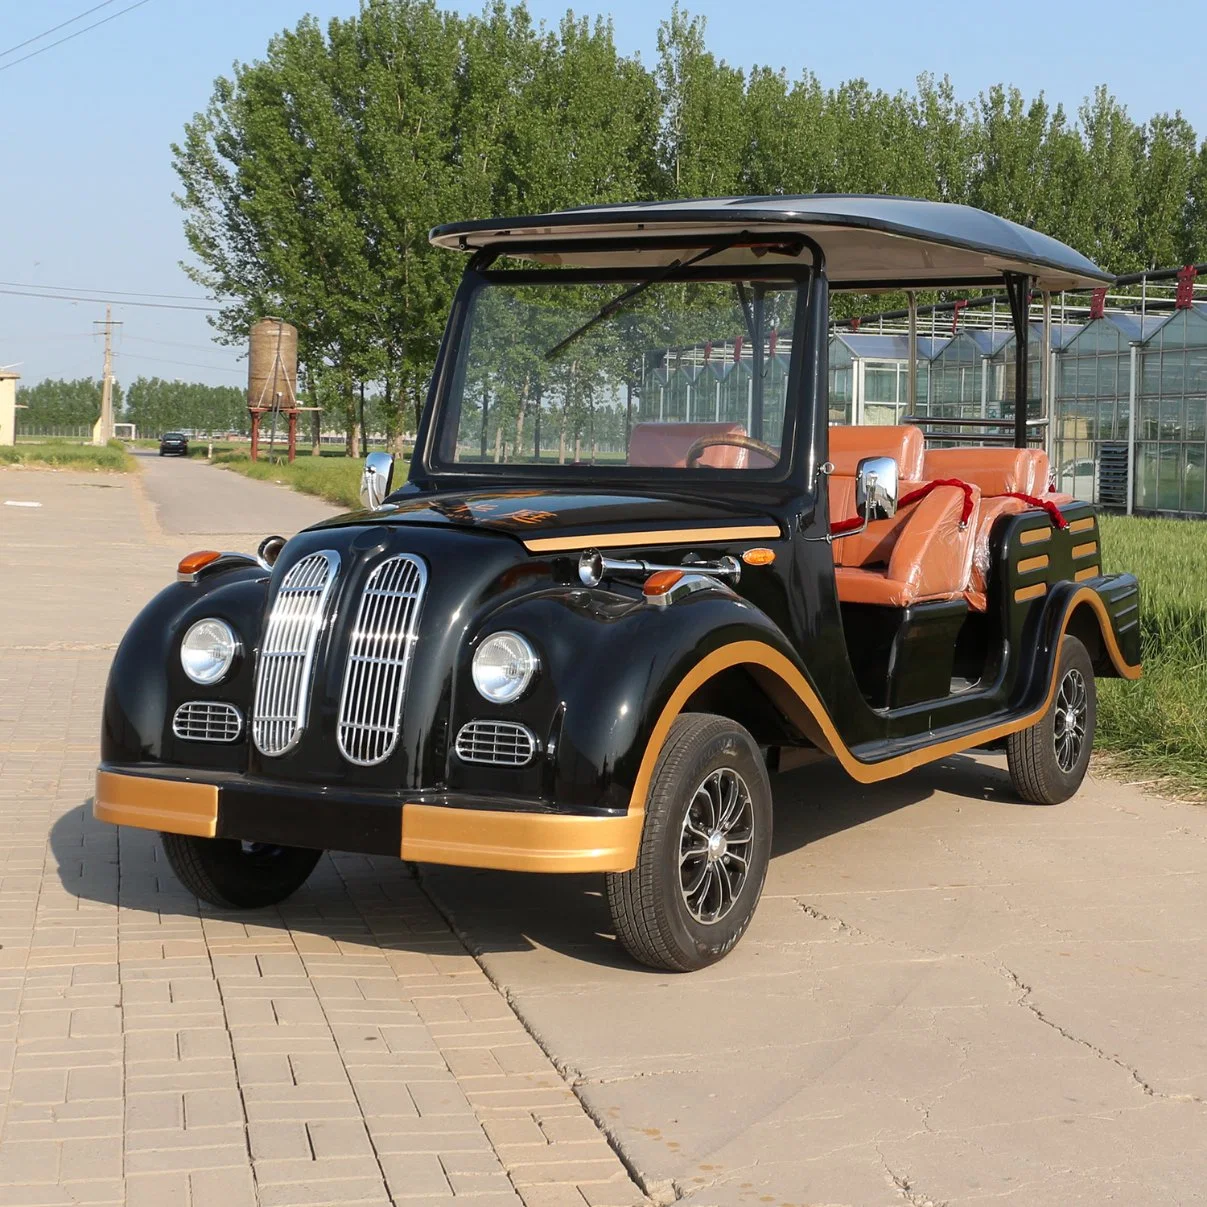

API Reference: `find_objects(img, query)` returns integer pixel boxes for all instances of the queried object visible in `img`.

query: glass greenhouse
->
[1052,312,1168,505]
[1135,304,1207,513]
[827,333,948,425]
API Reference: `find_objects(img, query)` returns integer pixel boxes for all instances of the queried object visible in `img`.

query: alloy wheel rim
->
[678,767,755,925]
[1053,667,1088,773]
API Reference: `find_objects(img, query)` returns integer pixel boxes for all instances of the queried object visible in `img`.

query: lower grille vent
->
[173,701,243,743]
[454,720,538,767]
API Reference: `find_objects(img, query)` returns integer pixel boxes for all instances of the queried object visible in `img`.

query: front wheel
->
[606,713,773,971]
[1007,635,1096,805]
[160,833,322,908]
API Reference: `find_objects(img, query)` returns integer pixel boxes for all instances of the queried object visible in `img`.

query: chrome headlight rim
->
[180,617,241,686]
[471,630,540,704]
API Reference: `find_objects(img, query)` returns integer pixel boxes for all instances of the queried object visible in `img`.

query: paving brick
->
[189,1165,257,1207]
[305,1120,374,1160]
[124,1142,248,1175]
[378,1152,451,1199]
[124,1172,191,1207]
[248,1122,311,1161]
[517,1187,589,1207]
[183,1088,245,1130]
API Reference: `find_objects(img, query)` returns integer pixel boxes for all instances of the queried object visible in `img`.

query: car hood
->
[309,487,782,551]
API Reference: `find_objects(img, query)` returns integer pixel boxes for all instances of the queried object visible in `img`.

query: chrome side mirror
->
[360,452,395,510]
[257,534,286,569]
[855,455,898,522]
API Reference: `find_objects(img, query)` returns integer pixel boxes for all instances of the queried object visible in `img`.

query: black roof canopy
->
[430,195,1112,291]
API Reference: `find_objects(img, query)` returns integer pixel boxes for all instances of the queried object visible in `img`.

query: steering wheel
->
[684,432,779,469]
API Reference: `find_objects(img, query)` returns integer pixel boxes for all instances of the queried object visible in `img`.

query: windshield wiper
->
[543,235,747,362]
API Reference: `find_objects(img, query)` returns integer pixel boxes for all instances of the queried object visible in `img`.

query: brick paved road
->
[0,465,646,1207]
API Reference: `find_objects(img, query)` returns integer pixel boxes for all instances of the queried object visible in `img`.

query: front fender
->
[101,567,268,766]
[459,586,805,813]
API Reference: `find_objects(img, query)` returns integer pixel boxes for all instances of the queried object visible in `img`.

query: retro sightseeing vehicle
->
[95,197,1141,971]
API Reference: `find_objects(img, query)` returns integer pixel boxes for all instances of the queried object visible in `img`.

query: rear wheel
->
[160,833,321,908]
[1007,635,1096,805]
[606,713,773,972]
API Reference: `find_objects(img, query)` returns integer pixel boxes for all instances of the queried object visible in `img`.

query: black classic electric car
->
[96,197,1140,971]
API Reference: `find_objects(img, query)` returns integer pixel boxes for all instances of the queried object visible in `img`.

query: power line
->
[0,0,156,75]
[115,351,244,376]
[121,333,246,356]
[0,0,121,60]
[0,279,215,303]
[0,286,219,313]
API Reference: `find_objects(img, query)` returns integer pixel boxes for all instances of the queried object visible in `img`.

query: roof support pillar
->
[907,291,918,417]
[1004,272,1032,448]
[1041,291,1053,464]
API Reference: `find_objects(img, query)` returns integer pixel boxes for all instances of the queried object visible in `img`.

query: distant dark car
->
[159,432,188,456]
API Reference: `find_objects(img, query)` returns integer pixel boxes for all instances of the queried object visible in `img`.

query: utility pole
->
[92,307,121,446]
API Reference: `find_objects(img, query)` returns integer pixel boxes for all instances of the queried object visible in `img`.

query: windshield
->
[433,274,802,476]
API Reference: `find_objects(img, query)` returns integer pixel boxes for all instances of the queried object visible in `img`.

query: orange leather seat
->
[829,424,925,479]
[827,424,925,530]
[922,448,1053,609]
[629,422,765,470]
[833,483,982,607]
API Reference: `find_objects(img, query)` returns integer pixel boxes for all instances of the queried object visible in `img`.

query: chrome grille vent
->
[173,701,243,743]
[252,550,341,757]
[336,554,427,766]
[454,720,538,767]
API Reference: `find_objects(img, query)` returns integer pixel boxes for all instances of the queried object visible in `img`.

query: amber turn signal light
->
[177,550,222,577]
[643,570,684,597]
[742,547,776,566]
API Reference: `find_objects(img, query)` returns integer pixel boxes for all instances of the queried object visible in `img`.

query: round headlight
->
[472,631,539,704]
[180,618,239,685]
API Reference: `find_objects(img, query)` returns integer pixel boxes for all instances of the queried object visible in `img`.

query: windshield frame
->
[419,257,816,491]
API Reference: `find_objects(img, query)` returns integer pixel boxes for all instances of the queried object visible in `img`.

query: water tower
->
[247,318,299,461]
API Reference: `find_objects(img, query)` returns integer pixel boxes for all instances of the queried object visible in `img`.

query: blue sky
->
[2,0,1203,389]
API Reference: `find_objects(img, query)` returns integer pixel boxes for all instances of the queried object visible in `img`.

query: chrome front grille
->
[454,720,538,767]
[336,554,427,766]
[173,701,243,743]
[252,550,341,757]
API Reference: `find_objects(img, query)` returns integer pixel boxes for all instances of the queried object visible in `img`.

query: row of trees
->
[174,0,1207,449]
[16,377,245,435]
[15,379,122,429]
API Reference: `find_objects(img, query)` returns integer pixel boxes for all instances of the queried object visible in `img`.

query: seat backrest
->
[628,422,751,470]
[885,484,981,601]
[829,424,925,480]
[923,447,1050,497]
[832,480,927,568]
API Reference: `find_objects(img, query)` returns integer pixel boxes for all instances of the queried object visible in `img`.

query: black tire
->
[606,713,773,972]
[160,833,321,909]
[1007,635,1096,805]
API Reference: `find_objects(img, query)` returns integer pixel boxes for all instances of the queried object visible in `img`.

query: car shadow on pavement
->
[57,752,1026,973]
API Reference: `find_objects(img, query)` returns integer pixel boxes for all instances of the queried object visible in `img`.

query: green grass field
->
[1097,514,1207,798]
[0,440,134,471]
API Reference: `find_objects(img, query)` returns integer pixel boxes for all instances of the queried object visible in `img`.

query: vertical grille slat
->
[337,554,427,766]
[252,550,341,757]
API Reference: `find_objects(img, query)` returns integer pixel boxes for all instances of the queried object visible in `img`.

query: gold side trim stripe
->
[1069,517,1096,533]
[1015,583,1048,603]
[1019,527,1051,545]
[628,587,1140,809]
[1072,542,1098,559]
[1075,565,1101,582]
[93,770,218,838]
[401,803,643,873]
[1017,555,1049,574]
[523,524,781,553]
